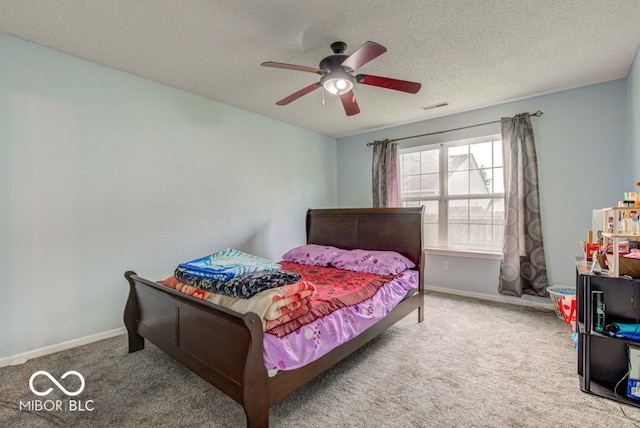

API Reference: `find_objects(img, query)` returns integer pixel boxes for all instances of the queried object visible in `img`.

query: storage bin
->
[547,285,576,319]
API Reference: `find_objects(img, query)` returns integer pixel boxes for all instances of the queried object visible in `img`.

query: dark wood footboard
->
[124,271,269,427]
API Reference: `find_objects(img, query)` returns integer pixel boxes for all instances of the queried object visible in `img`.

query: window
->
[399,135,504,252]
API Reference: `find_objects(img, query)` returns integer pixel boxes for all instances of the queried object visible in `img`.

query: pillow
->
[281,244,347,267]
[332,249,415,275]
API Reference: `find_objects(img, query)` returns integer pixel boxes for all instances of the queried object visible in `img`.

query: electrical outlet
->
[442,261,449,271]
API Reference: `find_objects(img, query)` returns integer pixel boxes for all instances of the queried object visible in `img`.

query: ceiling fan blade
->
[340,41,387,72]
[357,74,422,94]
[275,82,321,106]
[339,90,360,116]
[261,61,323,74]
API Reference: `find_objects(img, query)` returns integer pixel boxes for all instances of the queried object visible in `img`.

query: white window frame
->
[399,134,504,255]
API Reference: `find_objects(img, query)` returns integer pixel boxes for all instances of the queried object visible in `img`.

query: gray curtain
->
[499,113,548,297]
[371,139,399,208]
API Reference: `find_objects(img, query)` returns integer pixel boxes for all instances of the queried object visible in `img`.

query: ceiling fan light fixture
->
[321,70,354,95]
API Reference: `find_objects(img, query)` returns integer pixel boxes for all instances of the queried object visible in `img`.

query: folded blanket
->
[264,304,310,331]
[177,248,282,282]
[158,276,315,330]
[159,277,212,301]
[175,268,301,299]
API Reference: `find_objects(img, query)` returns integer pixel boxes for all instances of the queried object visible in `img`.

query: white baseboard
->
[424,284,555,311]
[0,327,126,368]
[0,288,555,368]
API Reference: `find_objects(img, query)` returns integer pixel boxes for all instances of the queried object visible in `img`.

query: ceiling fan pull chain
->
[321,86,326,106]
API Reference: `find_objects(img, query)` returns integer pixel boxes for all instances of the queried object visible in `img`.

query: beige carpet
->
[2,291,640,427]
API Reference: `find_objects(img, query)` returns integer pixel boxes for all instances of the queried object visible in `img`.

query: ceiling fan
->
[261,41,422,116]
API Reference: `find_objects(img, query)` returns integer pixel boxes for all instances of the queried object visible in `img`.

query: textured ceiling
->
[2,0,640,138]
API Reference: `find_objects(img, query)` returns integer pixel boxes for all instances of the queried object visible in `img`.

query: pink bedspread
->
[263,269,418,375]
[266,262,395,337]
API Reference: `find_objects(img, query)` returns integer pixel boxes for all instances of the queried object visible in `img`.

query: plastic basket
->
[547,285,576,319]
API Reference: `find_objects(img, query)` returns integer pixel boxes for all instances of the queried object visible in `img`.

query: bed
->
[124,207,424,427]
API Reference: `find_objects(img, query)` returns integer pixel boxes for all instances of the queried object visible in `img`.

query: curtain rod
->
[366,110,543,146]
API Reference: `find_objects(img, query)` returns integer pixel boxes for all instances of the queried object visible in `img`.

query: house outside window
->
[399,135,504,253]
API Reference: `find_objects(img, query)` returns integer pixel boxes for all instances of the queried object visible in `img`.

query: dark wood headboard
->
[305,207,424,270]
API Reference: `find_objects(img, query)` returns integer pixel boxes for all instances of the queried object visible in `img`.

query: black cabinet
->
[576,258,640,406]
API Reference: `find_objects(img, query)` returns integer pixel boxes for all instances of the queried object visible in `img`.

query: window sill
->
[424,247,502,260]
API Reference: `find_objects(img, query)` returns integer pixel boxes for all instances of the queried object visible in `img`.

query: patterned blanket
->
[177,248,282,282]
[175,268,301,299]
[265,262,395,337]
[158,276,315,330]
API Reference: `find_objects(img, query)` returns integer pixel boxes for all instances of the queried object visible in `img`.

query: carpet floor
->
[2,291,640,427]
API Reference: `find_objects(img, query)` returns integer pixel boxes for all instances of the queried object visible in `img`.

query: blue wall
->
[0,33,337,360]
[337,78,631,303]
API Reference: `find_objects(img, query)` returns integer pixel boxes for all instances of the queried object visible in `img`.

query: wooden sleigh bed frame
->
[124,207,424,427]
